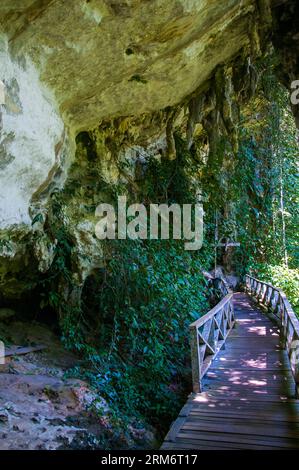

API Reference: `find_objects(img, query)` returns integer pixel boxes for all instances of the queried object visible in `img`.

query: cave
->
[0,0,298,454]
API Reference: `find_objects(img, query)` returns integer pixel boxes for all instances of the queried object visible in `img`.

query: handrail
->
[218,276,233,297]
[246,274,299,397]
[190,294,233,329]
[189,278,235,393]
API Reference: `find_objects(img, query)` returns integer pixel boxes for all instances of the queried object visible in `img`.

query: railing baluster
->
[280,302,287,348]
[269,290,277,315]
[261,284,267,303]
[190,324,201,393]
[268,286,272,306]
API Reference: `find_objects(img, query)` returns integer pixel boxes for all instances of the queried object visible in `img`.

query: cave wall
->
[0,37,68,228]
[272,0,299,127]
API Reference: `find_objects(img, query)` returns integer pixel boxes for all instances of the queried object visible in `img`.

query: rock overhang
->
[1,0,256,131]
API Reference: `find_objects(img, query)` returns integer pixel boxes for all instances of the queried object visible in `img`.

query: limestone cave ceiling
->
[0,0,267,131]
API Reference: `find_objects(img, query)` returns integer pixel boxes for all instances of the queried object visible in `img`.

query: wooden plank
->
[210,363,291,371]
[225,338,283,347]
[163,417,188,443]
[211,358,290,370]
[191,391,296,403]
[202,380,294,393]
[188,398,299,411]
[185,412,299,426]
[206,368,294,379]
[213,349,289,358]
[233,326,277,332]
[204,376,294,389]
[162,439,289,450]
[164,435,297,450]
[182,419,299,438]
[198,390,294,402]
[187,396,299,409]
[176,430,299,449]
[162,440,250,450]
[188,409,299,424]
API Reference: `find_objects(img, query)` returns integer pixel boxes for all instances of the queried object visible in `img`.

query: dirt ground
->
[0,318,155,450]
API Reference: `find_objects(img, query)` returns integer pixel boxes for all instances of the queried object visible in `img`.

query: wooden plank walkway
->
[162,292,299,450]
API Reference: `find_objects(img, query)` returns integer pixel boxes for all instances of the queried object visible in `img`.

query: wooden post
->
[291,340,299,399]
[270,289,276,313]
[190,325,201,393]
[266,286,273,309]
[245,275,250,293]
[231,302,236,329]
[279,306,287,349]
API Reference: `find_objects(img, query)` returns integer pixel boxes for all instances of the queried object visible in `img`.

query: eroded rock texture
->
[0,0,297,302]
[272,0,299,127]
[1,0,258,129]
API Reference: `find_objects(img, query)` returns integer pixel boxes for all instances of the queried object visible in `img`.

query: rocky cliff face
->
[1,0,259,129]
[0,0,297,303]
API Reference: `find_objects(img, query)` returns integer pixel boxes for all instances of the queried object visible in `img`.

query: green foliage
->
[252,264,299,315]
[215,56,299,274]
[41,138,214,440]
[0,237,13,253]
[81,238,211,430]
[31,213,44,226]
[38,195,77,320]
[142,134,201,205]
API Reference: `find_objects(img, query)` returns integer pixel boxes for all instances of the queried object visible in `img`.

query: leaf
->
[31,213,44,226]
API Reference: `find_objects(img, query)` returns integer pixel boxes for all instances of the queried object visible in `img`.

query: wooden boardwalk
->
[162,292,299,450]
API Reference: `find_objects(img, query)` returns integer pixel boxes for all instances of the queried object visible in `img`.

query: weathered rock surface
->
[0,320,156,449]
[1,0,258,130]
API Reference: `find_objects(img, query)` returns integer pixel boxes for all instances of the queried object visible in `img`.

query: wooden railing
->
[189,278,235,393]
[218,277,233,297]
[246,274,299,397]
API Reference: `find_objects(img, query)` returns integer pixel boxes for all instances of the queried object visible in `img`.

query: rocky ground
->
[0,312,155,450]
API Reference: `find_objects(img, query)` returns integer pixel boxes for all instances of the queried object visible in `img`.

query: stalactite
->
[165,107,181,160]
[257,0,272,30]
[186,95,206,150]
[214,66,239,154]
